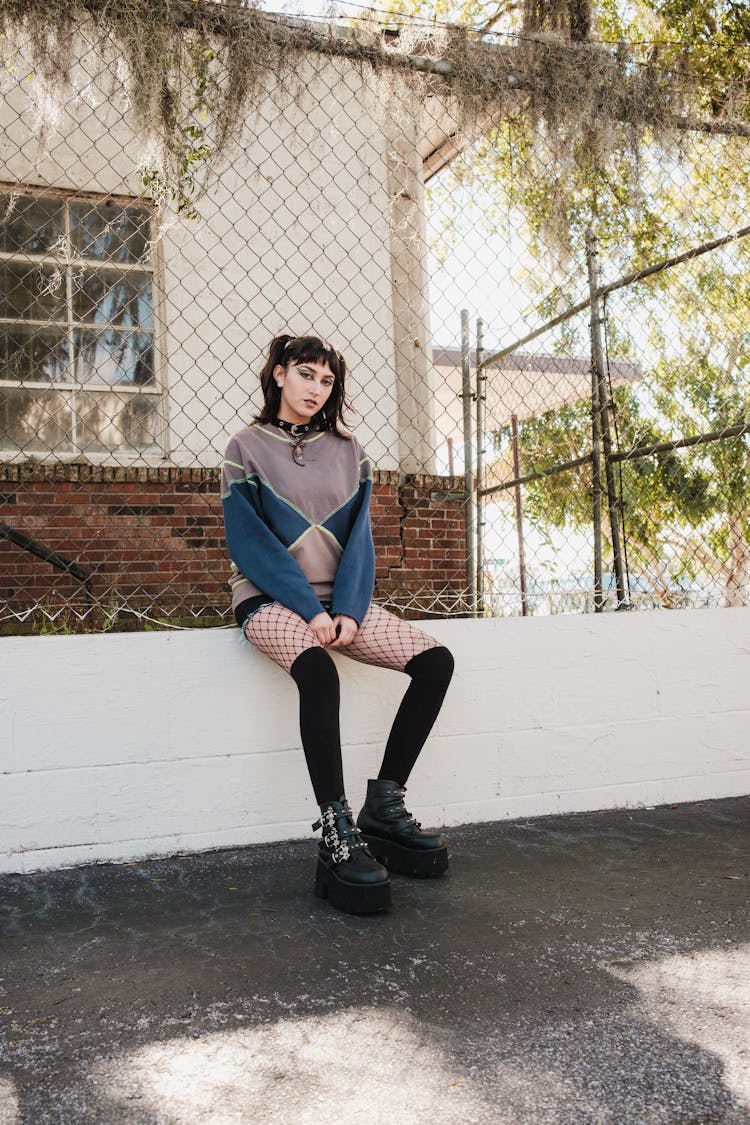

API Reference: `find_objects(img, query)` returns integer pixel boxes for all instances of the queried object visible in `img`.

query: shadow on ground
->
[1,796,749,1124]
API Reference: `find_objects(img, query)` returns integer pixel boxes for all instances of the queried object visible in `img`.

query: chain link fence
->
[1,5,748,631]
[469,202,750,617]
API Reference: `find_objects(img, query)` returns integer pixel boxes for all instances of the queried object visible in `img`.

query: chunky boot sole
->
[360,834,449,878]
[314,857,391,915]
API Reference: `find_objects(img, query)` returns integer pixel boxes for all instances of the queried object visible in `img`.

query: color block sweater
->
[221,423,376,625]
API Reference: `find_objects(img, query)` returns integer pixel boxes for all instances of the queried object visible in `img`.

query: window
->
[0,188,164,459]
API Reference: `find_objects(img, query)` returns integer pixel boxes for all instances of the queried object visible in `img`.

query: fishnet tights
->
[244,601,439,674]
[244,601,450,803]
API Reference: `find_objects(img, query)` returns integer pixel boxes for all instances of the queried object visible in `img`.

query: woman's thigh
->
[342,603,440,673]
[244,603,322,673]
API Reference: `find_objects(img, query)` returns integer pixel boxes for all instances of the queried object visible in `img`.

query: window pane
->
[73,328,154,386]
[75,390,162,453]
[0,194,66,255]
[0,263,67,322]
[70,201,152,264]
[72,270,153,328]
[0,387,73,453]
[0,326,70,382]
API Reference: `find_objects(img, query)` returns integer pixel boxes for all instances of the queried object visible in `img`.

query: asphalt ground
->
[0,795,748,1124]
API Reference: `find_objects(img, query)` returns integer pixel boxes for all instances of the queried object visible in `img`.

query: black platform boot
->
[313,798,391,914]
[356,779,449,878]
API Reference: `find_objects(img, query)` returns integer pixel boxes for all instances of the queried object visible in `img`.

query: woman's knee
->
[290,645,340,691]
[404,645,454,689]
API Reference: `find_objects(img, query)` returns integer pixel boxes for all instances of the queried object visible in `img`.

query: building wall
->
[0,45,407,469]
[2,607,748,873]
[0,462,468,623]
[384,84,438,474]
[159,58,402,469]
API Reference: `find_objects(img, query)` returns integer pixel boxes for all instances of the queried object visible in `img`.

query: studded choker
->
[271,416,319,465]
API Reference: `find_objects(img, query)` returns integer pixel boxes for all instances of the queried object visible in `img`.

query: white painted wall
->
[2,607,748,874]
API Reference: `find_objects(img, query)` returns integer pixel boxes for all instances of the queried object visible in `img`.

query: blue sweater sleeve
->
[222,443,325,623]
[330,447,376,626]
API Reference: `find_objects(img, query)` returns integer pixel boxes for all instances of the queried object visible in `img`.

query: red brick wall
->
[0,463,467,630]
[375,474,469,618]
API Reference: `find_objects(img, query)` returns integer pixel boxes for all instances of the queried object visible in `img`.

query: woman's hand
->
[308,612,359,648]
[308,612,338,646]
[328,614,359,648]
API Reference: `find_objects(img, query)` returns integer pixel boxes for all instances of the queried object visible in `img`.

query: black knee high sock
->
[378,646,454,786]
[290,647,344,805]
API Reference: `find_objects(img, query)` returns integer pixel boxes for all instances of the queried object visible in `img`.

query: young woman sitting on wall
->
[221,333,454,915]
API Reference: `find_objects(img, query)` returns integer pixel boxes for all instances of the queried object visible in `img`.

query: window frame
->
[0,182,169,464]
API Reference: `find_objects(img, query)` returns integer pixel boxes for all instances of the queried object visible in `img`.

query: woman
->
[221,334,454,915]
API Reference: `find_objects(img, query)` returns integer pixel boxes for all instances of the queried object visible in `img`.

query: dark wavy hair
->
[254,334,352,437]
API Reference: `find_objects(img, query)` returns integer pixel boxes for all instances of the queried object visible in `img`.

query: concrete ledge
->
[2,608,749,873]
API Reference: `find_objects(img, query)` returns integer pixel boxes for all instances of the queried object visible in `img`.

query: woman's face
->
[274,359,335,425]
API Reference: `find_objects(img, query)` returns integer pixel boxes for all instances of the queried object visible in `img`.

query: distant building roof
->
[432,348,642,490]
[433,348,640,381]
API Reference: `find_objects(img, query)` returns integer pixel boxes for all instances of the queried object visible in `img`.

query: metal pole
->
[480,221,750,374]
[479,452,592,498]
[611,420,750,461]
[510,414,529,616]
[475,317,485,612]
[585,228,604,612]
[585,227,628,609]
[460,309,476,614]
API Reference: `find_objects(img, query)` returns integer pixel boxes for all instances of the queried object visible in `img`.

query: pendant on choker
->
[291,437,305,466]
[272,417,313,466]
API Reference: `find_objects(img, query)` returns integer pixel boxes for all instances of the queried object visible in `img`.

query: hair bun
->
[268,333,293,365]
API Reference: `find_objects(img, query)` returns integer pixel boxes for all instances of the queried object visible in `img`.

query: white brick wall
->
[2,607,749,873]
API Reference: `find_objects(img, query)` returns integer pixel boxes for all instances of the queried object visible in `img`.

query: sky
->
[255,1,388,20]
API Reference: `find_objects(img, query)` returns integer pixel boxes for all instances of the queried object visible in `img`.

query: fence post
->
[510,414,529,616]
[585,227,629,610]
[475,317,485,612]
[461,309,477,614]
[585,230,604,611]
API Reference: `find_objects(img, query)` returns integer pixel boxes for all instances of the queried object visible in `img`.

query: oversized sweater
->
[221,423,376,625]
